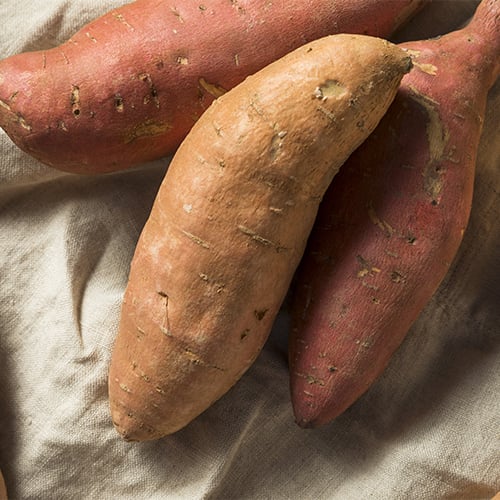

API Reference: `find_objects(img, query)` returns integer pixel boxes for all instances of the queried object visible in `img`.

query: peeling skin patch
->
[406,49,421,58]
[314,79,347,100]
[408,86,449,201]
[176,56,189,65]
[125,120,172,143]
[414,62,438,75]
[199,77,227,98]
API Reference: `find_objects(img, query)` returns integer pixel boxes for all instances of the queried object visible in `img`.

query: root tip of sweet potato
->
[111,406,164,442]
[293,404,325,429]
[295,417,317,429]
[292,400,345,430]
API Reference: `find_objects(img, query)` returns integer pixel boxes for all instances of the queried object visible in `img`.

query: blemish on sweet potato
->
[367,203,394,236]
[119,383,132,393]
[125,120,172,143]
[114,94,124,112]
[181,230,210,249]
[112,12,135,30]
[70,85,81,117]
[198,77,227,98]
[254,309,268,321]
[238,225,279,249]
[314,79,347,100]
[85,32,98,43]
[170,6,185,23]
[138,72,160,108]
[390,270,406,283]
[295,372,326,386]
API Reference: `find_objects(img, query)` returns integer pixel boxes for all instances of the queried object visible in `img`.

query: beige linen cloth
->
[0,1,498,498]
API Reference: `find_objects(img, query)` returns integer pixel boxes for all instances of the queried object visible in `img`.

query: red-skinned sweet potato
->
[0,0,426,174]
[289,0,500,428]
[108,34,412,441]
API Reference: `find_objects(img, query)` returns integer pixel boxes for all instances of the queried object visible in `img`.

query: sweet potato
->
[108,34,412,441]
[289,0,500,428]
[0,470,6,500]
[0,0,426,174]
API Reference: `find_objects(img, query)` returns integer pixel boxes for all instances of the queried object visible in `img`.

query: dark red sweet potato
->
[0,0,426,174]
[289,0,500,428]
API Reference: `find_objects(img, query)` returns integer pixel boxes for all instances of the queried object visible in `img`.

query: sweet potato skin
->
[289,0,500,428]
[0,0,426,174]
[108,34,412,441]
[0,470,6,500]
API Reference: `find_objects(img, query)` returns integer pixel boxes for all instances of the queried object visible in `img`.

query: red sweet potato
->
[0,0,426,174]
[289,0,500,428]
[108,34,412,441]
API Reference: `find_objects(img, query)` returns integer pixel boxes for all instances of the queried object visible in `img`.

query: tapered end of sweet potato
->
[110,403,162,442]
[291,378,359,429]
[0,469,7,500]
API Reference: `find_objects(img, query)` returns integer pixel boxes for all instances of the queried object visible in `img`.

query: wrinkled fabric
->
[0,1,498,499]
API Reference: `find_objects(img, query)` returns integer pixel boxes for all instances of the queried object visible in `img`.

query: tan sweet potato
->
[0,0,426,174]
[289,0,500,428]
[0,470,6,500]
[108,34,412,441]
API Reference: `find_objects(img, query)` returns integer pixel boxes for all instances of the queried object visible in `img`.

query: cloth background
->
[0,1,498,498]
